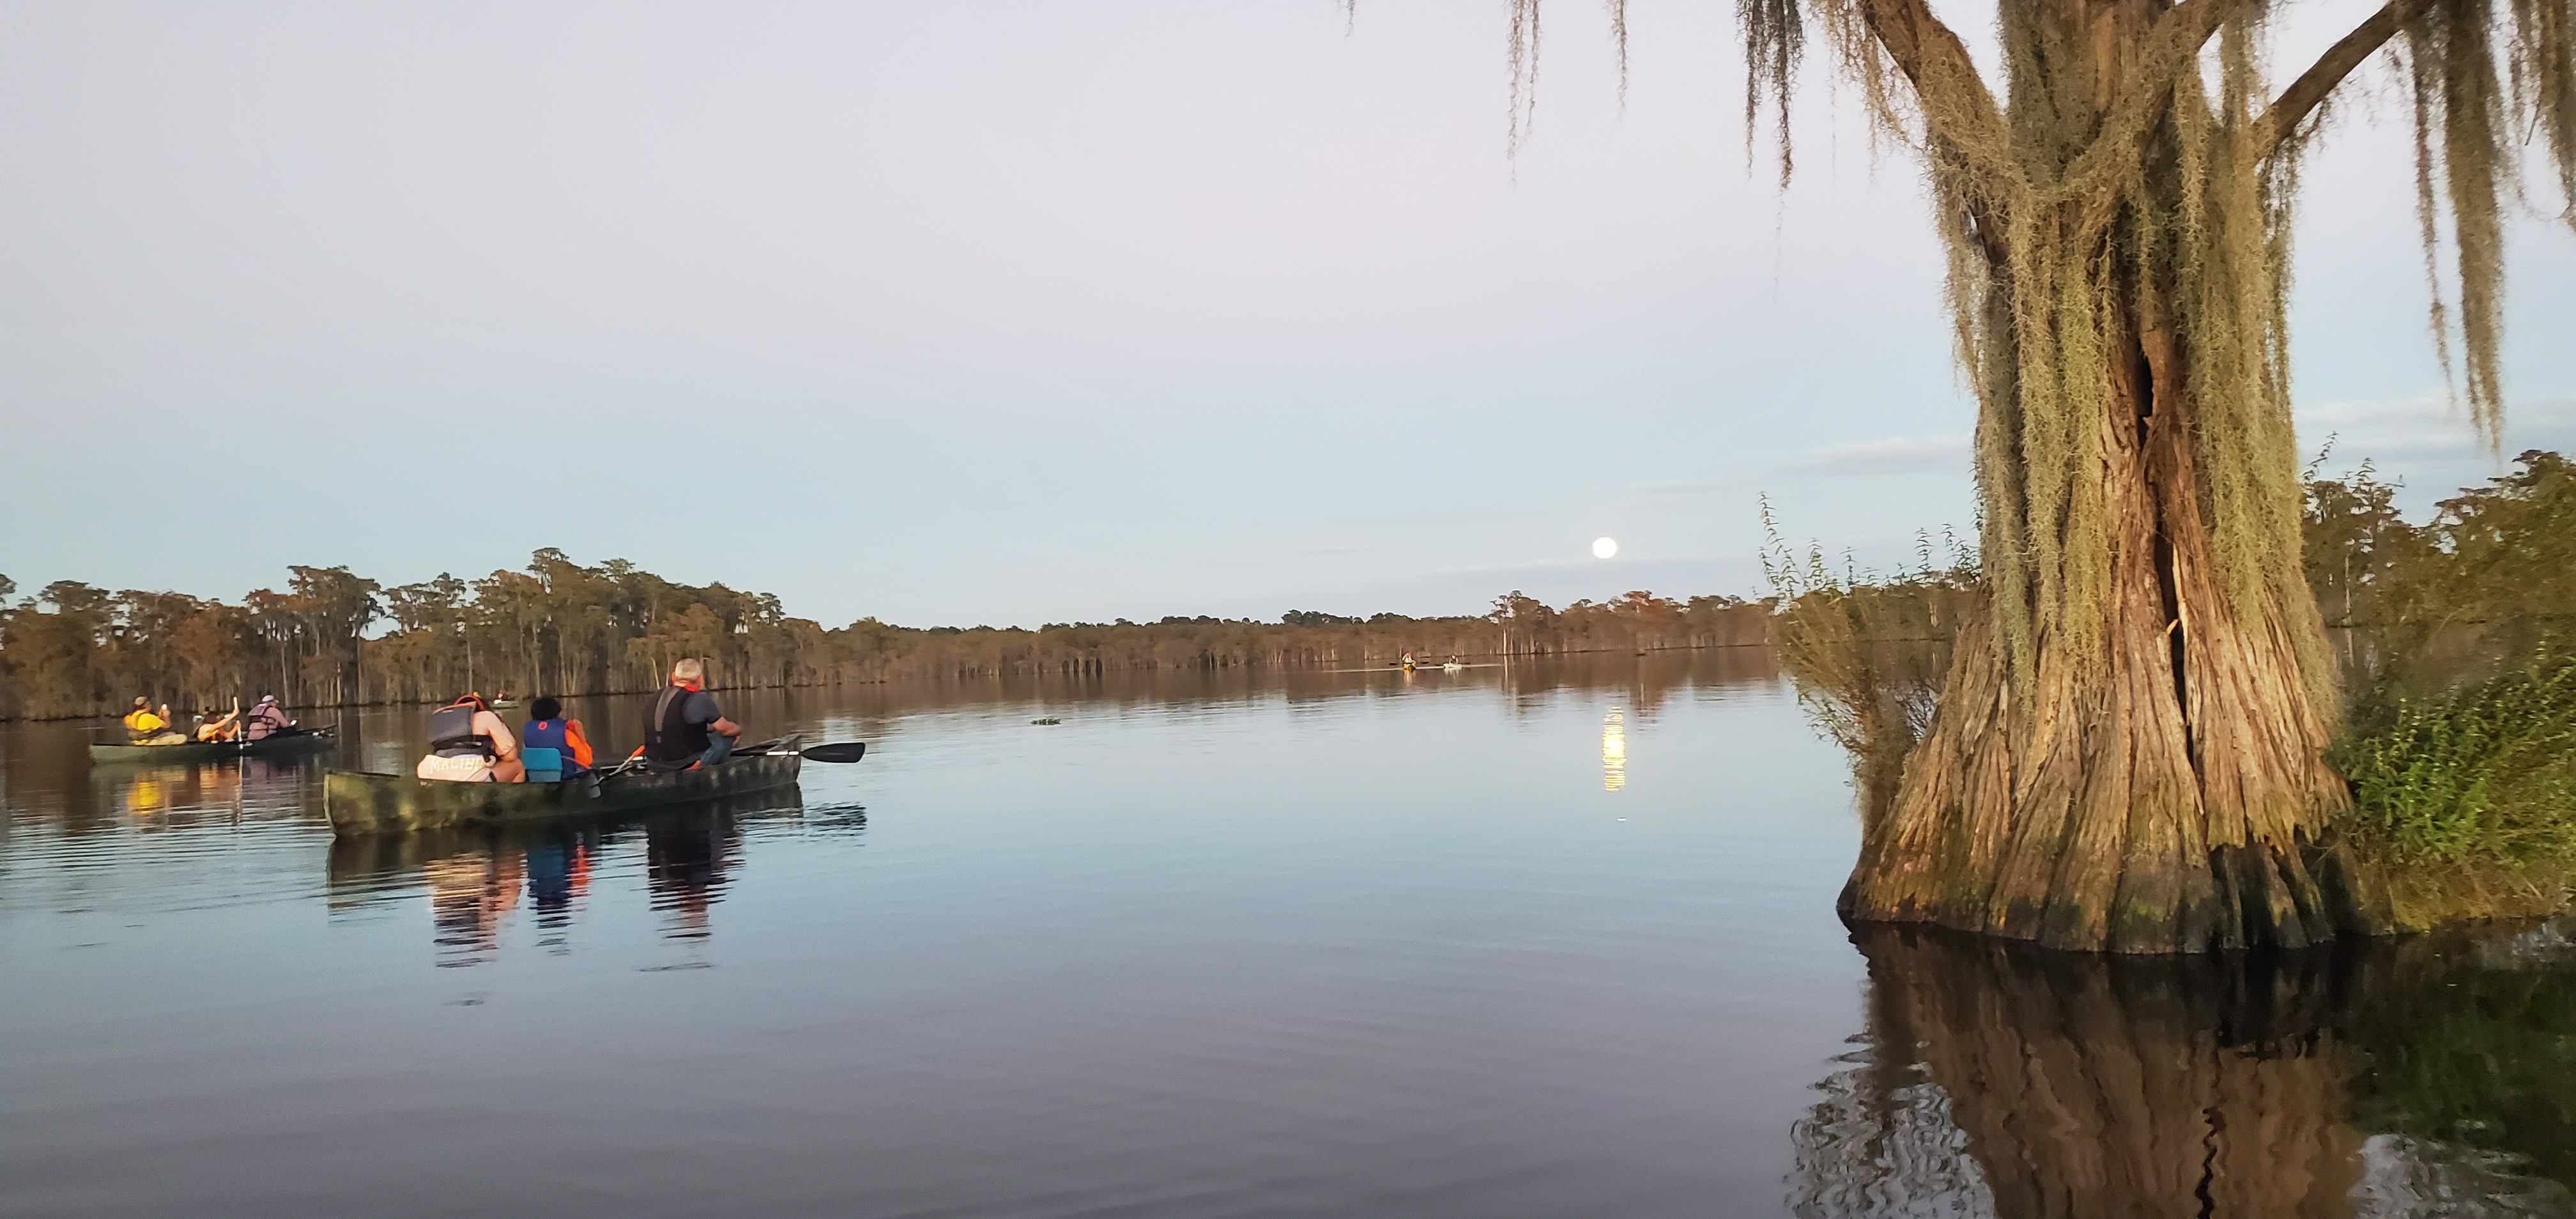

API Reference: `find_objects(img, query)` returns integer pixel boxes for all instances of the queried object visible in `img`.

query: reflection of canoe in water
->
[324,785,808,910]
[88,727,338,765]
[325,750,804,836]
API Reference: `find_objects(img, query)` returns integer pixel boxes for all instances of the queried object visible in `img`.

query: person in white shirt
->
[415,693,525,783]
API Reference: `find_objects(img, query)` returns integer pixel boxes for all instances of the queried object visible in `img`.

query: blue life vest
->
[520,718,588,774]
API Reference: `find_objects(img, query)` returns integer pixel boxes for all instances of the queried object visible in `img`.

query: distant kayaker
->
[245,695,297,741]
[416,693,525,783]
[122,697,187,746]
[195,699,243,743]
[641,658,744,770]
[520,696,595,778]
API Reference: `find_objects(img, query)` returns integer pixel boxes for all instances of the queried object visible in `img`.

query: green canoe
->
[88,727,339,765]
[325,750,803,836]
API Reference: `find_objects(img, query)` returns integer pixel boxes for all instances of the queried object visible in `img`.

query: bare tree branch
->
[2260,0,2425,157]
[1853,0,2007,142]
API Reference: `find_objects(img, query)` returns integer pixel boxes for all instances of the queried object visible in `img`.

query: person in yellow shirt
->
[121,697,187,746]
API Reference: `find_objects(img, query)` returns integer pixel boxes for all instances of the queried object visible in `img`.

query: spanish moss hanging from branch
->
[1509,0,1545,157]
[1740,0,1804,185]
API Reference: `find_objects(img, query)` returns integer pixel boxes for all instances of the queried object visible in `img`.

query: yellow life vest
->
[123,709,167,740]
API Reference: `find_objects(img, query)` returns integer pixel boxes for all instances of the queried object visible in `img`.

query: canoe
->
[88,726,339,765]
[325,750,802,836]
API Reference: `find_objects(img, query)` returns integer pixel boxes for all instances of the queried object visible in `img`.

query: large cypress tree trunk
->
[1837,349,2386,951]
[1833,0,2395,953]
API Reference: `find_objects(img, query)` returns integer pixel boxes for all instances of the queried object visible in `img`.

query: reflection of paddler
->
[199,763,242,807]
[122,697,187,746]
[425,850,523,963]
[125,776,169,813]
[525,838,592,924]
[647,813,737,942]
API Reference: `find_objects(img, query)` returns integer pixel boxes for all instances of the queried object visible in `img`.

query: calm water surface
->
[3,654,2571,1218]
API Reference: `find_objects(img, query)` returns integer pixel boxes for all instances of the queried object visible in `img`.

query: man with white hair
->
[641,658,746,770]
[245,695,296,741]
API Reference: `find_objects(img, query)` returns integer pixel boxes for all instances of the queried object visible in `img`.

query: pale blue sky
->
[4,0,2570,627]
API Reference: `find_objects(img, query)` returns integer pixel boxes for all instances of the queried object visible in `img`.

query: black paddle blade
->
[801,742,867,763]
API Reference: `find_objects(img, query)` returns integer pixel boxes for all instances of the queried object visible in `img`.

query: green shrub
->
[2336,650,2576,865]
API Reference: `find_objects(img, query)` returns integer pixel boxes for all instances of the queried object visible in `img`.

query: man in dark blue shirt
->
[643,658,746,769]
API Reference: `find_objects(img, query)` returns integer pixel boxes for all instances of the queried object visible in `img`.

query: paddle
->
[597,739,864,774]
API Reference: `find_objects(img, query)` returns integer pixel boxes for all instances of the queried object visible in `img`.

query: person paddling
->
[641,658,744,770]
[195,698,243,743]
[415,693,525,783]
[520,696,594,778]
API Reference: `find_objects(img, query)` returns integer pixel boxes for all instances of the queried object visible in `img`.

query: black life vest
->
[428,703,495,759]
[642,684,712,765]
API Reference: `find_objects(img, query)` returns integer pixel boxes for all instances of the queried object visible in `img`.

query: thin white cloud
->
[2299,392,2576,463]
[2297,392,2576,514]
[1783,434,1973,476]
[1621,476,1743,503]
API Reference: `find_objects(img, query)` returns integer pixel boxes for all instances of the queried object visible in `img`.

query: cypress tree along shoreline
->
[1474,0,2576,951]
[1772,450,2576,937]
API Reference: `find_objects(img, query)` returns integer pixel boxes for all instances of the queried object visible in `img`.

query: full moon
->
[1591,537,1618,560]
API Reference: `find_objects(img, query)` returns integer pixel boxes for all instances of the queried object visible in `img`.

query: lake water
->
[4,652,2572,1218]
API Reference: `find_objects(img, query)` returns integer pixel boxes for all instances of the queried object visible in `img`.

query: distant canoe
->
[325,751,802,836]
[489,700,520,710]
[88,727,338,765]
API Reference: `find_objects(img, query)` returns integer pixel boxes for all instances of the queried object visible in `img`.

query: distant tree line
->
[0,551,1772,721]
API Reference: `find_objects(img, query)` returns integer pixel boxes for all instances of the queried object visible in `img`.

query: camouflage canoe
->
[325,751,802,836]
